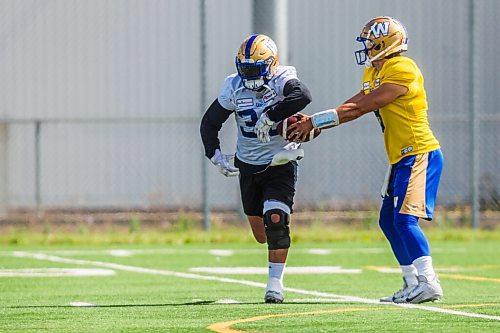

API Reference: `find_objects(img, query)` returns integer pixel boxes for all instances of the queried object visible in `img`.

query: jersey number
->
[237,109,278,138]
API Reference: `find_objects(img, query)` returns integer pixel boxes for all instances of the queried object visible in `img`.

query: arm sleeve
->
[200,99,233,159]
[266,79,313,122]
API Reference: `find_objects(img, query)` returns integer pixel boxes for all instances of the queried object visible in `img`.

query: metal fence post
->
[469,0,480,229]
[253,0,288,64]
[200,0,210,231]
[35,120,42,212]
[0,123,7,215]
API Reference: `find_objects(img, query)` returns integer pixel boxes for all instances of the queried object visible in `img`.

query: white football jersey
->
[218,66,298,165]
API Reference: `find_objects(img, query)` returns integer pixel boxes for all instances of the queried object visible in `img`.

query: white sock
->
[268,262,286,292]
[412,256,436,281]
[268,261,286,281]
[400,265,418,286]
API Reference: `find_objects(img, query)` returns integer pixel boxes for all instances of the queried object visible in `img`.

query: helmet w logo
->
[370,22,390,38]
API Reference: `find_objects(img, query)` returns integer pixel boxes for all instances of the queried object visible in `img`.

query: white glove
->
[210,149,239,177]
[254,112,274,143]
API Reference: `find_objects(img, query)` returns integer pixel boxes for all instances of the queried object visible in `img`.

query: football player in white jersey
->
[200,34,312,303]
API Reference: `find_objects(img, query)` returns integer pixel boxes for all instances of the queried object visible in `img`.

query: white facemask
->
[243,78,265,90]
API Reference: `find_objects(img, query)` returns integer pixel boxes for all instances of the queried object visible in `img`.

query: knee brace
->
[263,208,290,250]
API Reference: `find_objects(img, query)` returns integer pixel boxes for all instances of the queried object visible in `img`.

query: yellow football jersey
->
[361,56,440,164]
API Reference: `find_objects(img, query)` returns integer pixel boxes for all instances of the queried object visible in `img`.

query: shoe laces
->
[393,286,407,298]
[394,278,415,298]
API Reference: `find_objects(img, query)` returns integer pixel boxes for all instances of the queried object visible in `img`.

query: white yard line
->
[208,250,235,257]
[108,250,134,257]
[11,251,500,322]
[69,301,98,307]
[307,249,333,255]
[0,268,115,277]
[214,299,242,304]
[190,266,361,275]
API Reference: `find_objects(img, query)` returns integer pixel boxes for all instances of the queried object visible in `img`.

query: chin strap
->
[365,39,401,68]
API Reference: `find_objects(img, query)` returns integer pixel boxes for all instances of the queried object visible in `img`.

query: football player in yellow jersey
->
[289,16,444,304]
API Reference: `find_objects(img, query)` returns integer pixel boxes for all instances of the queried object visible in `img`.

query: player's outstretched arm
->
[287,83,407,141]
[343,91,365,104]
[336,83,408,123]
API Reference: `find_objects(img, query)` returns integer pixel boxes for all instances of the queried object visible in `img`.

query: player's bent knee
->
[263,208,290,250]
[247,216,267,244]
[254,233,267,244]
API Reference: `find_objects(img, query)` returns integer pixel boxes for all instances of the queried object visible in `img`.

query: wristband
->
[311,109,339,129]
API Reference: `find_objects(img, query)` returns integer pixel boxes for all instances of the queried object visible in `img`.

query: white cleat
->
[380,277,417,303]
[405,275,443,304]
[265,277,284,303]
[264,290,284,303]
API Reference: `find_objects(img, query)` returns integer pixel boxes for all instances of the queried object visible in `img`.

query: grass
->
[0,231,499,332]
[2,219,500,245]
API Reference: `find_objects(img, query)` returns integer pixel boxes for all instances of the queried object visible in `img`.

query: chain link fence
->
[0,0,498,227]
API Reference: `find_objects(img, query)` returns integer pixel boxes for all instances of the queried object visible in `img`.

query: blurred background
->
[0,0,498,229]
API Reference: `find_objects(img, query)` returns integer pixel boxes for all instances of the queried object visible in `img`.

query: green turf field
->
[1,239,499,332]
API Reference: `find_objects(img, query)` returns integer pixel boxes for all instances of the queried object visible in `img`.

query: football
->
[276,114,321,142]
